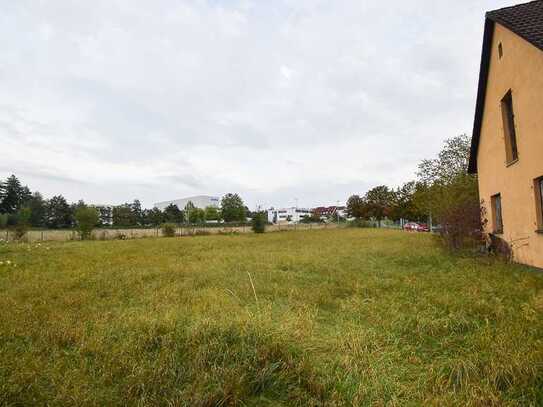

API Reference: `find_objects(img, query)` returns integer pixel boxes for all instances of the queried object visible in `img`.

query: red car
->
[403,222,429,232]
[417,223,429,232]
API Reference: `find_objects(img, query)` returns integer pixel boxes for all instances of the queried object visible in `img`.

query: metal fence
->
[0,223,341,243]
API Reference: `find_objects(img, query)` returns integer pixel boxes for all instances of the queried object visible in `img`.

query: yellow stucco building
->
[468,1,543,268]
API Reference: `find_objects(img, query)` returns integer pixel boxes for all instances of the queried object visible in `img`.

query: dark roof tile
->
[487,0,543,51]
[468,1,543,174]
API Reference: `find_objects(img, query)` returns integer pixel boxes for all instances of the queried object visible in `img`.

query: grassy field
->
[0,229,542,406]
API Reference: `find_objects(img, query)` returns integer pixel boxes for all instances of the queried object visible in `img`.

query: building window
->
[535,177,543,231]
[501,90,518,164]
[498,42,503,59]
[491,194,503,234]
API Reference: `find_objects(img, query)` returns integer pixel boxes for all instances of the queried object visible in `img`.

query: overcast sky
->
[0,0,513,209]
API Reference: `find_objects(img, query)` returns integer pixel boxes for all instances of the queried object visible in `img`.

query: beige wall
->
[477,23,543,268]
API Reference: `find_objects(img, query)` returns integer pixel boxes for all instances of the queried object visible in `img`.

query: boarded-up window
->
[491,194,503,234]
[501,90,518,164]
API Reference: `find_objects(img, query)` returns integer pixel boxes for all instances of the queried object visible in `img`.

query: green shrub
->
[300,213,322,224]
[75,207,99,240]
[13,208,31,240]
[251,212,267,234]
[0,213,8,229]
[161,223,176,237]
[348,218,371,228]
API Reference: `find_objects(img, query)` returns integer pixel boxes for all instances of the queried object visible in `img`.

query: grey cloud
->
[157,174,204,190]
[0,166,92,186]
[0,0,514,208]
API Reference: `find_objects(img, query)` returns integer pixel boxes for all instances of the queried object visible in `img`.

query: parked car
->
[403,222,429,232]
[403,222,420,231]
[418,223,429,232]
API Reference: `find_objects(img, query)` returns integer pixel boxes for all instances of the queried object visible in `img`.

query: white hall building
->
[267,207,311,224]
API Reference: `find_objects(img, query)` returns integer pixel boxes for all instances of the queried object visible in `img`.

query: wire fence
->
[0,223,342,243]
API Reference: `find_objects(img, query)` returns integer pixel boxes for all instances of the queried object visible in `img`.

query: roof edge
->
[468,18,495,174]
[487,11,543,53]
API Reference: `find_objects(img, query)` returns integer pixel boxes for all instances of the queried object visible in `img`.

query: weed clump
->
[161,223,176,238]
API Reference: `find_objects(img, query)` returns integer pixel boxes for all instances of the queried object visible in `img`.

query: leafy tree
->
[244,206,252,220]
[364,185,395,227]
[71,200,87,218]
[164,204,184,223]
[346,195,367,219]
[0,175,25,213]
[46,195,73,229]
[96,206,113,226]
[183,201,196,223]
[204,206,220,222]
[112,204,135,227]
[251,211,267,233]
[189,208,205,224]
[412,134,480,248]
[20,186,32,207]
[389,181,425,222]
[27,192,47,227]
[417,134,472,185]
[75,206,99,240]
[130,200,144,226]
[0,180,4,209]
[221,193,246,222]
[146,207,165,226]
[6,213,18,227]
[414,134,478,226]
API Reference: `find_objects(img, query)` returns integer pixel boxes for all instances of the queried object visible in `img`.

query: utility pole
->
[336,200,340,225]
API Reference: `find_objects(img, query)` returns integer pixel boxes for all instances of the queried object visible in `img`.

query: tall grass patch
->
[1,229,542,405]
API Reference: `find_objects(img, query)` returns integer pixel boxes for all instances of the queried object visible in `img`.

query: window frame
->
[501,90,519,165]
[491,194,503,234]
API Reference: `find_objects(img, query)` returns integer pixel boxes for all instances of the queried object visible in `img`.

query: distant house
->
[468,1,543,268]
[312,206,347,221]
[153,195,220,211]
[267,207,311,224]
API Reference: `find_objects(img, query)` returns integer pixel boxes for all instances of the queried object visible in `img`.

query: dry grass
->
[0,229,542,406]
[0,223,335,242]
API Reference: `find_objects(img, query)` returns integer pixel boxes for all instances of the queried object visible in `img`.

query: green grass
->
[0,229,542,406]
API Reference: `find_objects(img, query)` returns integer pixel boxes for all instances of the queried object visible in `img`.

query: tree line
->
[2,134,478,247]
[0,178,249,230]
[346,134,480,249]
